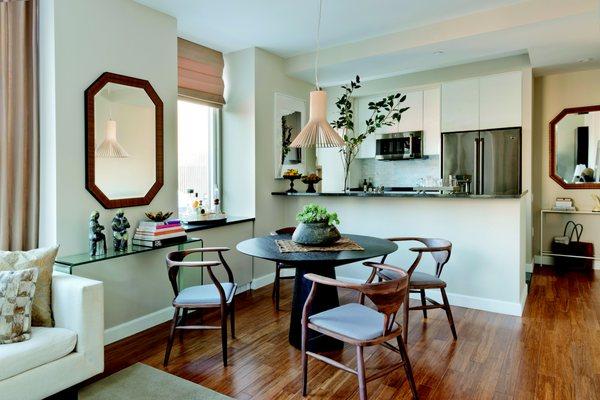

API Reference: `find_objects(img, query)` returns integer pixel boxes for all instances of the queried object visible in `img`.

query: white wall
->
[280,196,527,315]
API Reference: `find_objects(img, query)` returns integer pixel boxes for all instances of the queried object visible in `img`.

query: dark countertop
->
[271,191,527,199]
[183,215,255,232]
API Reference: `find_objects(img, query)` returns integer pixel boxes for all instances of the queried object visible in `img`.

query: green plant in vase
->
[332,75,410,191]
[292,203,341,246]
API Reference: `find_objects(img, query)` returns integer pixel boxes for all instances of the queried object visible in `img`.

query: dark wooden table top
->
[236,234,398,267]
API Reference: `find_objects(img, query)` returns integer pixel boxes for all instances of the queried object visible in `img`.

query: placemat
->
[276,237,365,253]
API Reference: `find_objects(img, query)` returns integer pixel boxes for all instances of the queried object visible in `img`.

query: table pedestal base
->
[289,264,344,352]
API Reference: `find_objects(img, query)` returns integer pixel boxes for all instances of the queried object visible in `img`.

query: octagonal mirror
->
[85,72,163,208]
[550,105,600,189]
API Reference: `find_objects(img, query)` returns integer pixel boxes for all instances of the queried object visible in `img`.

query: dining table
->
[236,233,398,352]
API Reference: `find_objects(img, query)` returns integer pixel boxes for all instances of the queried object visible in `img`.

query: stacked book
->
[133,220,187,248]
[552,197,576,212]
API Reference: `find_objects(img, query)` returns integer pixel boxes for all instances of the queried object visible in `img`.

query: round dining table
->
[236,233,398,352]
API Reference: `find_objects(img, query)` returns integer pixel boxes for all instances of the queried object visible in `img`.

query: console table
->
[539,209,600,267]
[54,238,203,274]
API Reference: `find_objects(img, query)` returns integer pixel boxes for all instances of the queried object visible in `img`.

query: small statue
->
[111,209,130,251]
[89,211,107,256]
[593,194,600,212]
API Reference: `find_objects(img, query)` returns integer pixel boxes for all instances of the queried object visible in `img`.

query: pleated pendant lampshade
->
[96,119,130,158]
[290,90,344,148]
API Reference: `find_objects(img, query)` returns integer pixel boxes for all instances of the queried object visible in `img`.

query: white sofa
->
[0,272,104,400]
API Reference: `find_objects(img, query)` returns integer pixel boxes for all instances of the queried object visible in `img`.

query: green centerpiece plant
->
[332,75,410,191]
[292,204,341,246]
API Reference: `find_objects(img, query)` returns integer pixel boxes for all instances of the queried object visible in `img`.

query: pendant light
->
[290,0,344,148]
[96,87,130,158]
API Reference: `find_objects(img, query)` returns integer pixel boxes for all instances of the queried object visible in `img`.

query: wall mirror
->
[550,105,600,189]
[274,93,309,178]
[85,72,163,208]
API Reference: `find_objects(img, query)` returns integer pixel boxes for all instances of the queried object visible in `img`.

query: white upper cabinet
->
[441,78,480,132]
[393,91,423,133]
[479,71,522,129]
[355,94,380,158]
[423,86,441,155]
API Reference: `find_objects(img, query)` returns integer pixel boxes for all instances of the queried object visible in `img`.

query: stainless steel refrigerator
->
[442,128,521,195]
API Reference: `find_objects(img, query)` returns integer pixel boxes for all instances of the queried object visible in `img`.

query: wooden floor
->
[100,267,600,399]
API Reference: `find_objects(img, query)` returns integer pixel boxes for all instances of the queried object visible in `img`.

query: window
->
[177,98,220,216]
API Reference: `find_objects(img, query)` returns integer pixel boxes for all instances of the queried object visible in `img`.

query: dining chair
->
[376,237,456,344]
[301,262,419,400]
[269,226,296,310]
[163,247,236,367]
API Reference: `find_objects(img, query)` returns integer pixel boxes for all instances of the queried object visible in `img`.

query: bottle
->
[367,178,374,191]
[213,185,221,214]
[363,179,368,192]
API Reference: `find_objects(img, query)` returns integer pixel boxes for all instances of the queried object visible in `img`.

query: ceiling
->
[136,0,600,85]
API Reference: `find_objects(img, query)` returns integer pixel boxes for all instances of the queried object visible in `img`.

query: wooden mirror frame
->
[549,104,600,190]
[84,72,164,209]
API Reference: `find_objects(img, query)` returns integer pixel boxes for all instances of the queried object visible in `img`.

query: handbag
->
[551,220,594,270]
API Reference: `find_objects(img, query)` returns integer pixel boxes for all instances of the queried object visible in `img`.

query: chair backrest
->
[165,247,233,297]
[385,237,452,278]
[271,226,296,235]
[360,263,409,335]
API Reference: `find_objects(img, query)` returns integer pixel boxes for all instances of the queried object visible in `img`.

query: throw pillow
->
[0,268,39,344]
[0,246,59,327]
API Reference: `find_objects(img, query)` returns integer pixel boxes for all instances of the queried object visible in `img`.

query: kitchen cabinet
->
[479,71,522,129]
[423,87,441,155]
[441,78,479,132]
[356,91,424,158]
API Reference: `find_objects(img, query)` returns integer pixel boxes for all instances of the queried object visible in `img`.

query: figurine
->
[593,194,600,212]
[111,209,130,251]
[89,211,107,256]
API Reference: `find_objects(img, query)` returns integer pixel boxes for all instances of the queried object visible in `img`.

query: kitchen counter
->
[271,190,528,199]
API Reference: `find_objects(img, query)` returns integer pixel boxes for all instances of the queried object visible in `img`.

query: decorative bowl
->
[292,222,341,246]
[144,211,173,222]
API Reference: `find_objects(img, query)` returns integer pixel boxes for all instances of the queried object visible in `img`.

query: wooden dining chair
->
[164,247,236,367]
[269,226,296,310]
[301,262,419,400]
[376,237,456,344]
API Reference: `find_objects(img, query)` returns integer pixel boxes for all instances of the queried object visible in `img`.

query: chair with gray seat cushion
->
[302,262,419,400]
[164,247,237,367]
[375,237,456,344]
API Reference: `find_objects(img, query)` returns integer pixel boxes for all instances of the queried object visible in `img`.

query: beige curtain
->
[0,0,39,251]
[178,38,225,107]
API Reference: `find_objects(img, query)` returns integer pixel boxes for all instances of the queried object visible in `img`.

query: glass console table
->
[54,238,203,274]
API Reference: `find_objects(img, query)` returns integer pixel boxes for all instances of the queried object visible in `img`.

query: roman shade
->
[178,38,225,107]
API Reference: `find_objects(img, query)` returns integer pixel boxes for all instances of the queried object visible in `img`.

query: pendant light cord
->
[314,0,323,90]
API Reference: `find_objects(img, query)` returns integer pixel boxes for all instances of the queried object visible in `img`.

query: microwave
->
[375,131,423,160]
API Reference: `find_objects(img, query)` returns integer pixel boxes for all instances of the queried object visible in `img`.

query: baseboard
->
[534,254,600,269]
[250,270,294,290]
[104,306,174,345]
[338,276,525,317]
[525,262,534,273]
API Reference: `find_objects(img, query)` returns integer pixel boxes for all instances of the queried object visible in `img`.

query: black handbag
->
[551,221,594,270]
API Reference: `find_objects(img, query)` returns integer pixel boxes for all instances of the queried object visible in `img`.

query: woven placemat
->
[276,237,365,253]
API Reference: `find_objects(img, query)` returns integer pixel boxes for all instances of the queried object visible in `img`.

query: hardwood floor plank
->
[98,266,600,399]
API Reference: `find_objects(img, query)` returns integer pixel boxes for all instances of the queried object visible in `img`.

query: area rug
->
[79,363,233,400]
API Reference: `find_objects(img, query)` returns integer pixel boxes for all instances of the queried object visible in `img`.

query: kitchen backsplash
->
[355,156,440,187]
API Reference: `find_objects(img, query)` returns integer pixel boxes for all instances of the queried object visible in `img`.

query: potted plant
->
[332,75,410,191]
[292,204,341,246]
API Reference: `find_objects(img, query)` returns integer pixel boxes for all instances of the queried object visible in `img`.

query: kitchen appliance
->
[442,128,521,195]
[375,131,423,160]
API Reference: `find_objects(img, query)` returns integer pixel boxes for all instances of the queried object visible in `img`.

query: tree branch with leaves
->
[331,75,409,191]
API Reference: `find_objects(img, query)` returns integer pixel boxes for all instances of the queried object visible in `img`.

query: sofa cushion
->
[0,246,59,327]
[0,327,76,380]
[0,269,38,344]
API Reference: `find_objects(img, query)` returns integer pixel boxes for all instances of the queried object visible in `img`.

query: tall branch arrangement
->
[331,76,409,190]
[281,116,293,164]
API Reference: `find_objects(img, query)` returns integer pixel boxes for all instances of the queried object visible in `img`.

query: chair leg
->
[220,306,228,366]
[420,289,427,319]
[440,287,457,340]
[230,300,236,339]
[403,292,409,344]
[301,321,308,396]
[356,345,367,400]
[179,308,188,341]
[397,336,419,400]
[274,265,281,311]
[163,307,179,367]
